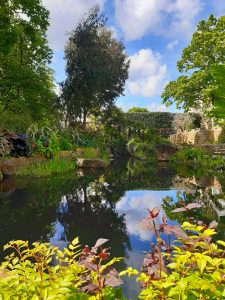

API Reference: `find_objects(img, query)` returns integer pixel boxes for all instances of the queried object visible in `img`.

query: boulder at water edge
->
[76,158,109,168]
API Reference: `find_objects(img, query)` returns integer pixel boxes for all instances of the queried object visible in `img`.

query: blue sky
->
[43,0,225,112]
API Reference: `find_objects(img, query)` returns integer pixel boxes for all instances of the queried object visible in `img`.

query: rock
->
[76,158,109,168]
[155,144,177,162]
[1,160,15,176]
[0,130,30,157]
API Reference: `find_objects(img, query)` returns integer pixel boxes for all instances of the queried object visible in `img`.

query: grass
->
[15,158,75,177]
[76,147,109,161]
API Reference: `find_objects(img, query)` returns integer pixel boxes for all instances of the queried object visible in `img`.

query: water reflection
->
[0,160,225,297]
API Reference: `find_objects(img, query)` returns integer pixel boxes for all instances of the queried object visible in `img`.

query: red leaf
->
[92,238,109,253]
[147,207,160,219]
[162,214,167,224]
[98,248,110,260]
[83,259,98,272]
[209,220,218,229]
[186,203,202,210]
[81,283,99,294]
[172,207,187,213]
[163,224,188,239]
[105,269,123,287]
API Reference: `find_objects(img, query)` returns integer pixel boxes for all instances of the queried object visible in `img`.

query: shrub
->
[27,125,61,158]
[140,222,225,299]
[120,208,225,300]
[127,139,156,162]
[0,238,124,299]
[171,147,204,163]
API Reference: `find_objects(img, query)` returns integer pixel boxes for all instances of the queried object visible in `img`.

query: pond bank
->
[0,151,74,178]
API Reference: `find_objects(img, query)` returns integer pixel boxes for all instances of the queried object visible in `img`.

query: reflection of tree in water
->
[0,175,76,259]
[104,159,176,191]
[162,175,225,240]
[57,175,130,259]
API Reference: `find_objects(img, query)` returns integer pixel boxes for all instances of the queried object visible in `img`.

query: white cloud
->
[115,0,203,41]
[127,49,167,98]
[167,40,179,51]
[116,191,173,241]
[42,0,105,50]
[146,103,169,112]
[166,0,203,38]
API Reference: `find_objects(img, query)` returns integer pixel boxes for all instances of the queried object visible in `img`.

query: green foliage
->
[162,15,225,113]
[0,105,34,132]
[210,64,225,118]
[126,112,201,137]
[171,147,225,171]
[27,124,75,158]
[127,107,149,113]
[135,222,225,299]
[127,139,156,162]
[171,147,205,163]
[0,0,56,124]
[77,147,109,162]
[103,127,127,151]
[15,159,75,177]
[61,7,129,128]
[0,238,124,299]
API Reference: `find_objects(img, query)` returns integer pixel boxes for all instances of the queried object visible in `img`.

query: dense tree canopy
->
[0,0,55,129]
[61,7,130,129]
[162,15,225,114]
[127,107,149,113]
[210,65,225,118]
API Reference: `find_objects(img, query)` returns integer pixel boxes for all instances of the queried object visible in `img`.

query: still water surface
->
[0,160,225,298]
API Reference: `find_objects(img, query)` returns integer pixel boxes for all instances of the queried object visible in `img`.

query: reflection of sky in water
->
[50,220,68,250]
[116,190,179,299]
[116,190,178,242]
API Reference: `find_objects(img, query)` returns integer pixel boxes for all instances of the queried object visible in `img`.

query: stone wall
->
[170,127,223,145]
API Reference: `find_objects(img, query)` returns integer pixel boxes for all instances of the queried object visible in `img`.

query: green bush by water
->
[171,147,204,163]
[171,146,225,171]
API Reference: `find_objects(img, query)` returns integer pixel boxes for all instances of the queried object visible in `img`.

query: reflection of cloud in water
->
[116,190,177,241]
[50,220,67,250]
[123,249,144,300]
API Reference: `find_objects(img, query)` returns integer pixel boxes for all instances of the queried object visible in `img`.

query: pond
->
[0,159,225,299]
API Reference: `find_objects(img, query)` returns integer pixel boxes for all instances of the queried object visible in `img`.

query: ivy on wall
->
[126,112,201,137]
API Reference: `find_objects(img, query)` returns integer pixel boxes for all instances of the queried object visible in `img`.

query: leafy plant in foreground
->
[121,207,225,299]
[0,238,124,299]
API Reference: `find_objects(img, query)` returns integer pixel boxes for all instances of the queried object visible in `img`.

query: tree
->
[210,65,225,119]
[127,107,148,113]
[162,15,225,114]
[172,114,194,132]
[0,0,55,125]
[61,7,130,129]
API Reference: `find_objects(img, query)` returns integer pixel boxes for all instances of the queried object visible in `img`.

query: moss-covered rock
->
[76,158,109,168]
